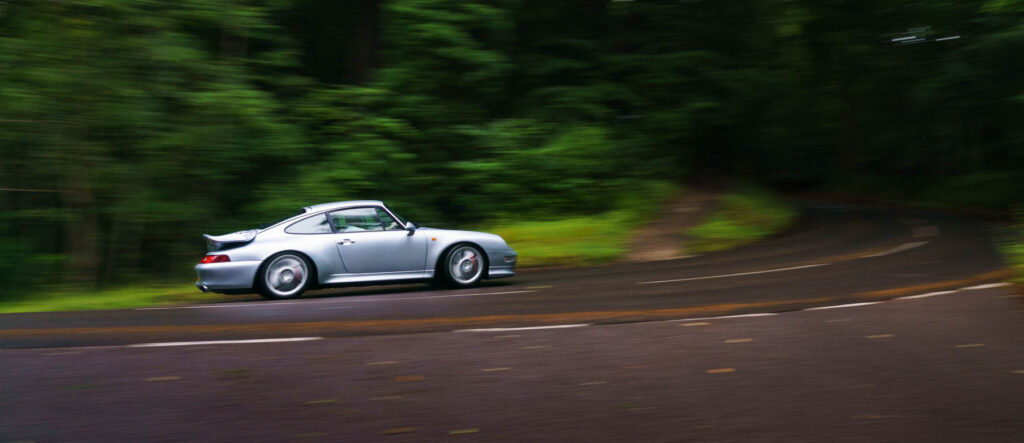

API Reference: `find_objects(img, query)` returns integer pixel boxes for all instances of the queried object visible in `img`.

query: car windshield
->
[258,210,306,229]
[385,206,406,226]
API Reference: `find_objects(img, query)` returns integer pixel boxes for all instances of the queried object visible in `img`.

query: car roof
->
[302,200,385,213]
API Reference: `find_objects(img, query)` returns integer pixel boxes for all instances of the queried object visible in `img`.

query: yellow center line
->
[2,270,1013,340]
[854,269,1014,299]
[449,428,480,435]
[0,297,838,337]
[724,338,753,343]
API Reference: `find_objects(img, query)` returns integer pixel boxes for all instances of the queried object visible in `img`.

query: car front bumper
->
[195,261,262,292]
[486,250,517,279]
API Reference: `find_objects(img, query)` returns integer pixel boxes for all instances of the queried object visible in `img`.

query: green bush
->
[484,181,676,267]
[686,188,797,253]
[995,209,1024,285]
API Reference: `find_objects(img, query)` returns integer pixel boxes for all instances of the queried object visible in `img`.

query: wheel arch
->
[435,241,490,280]
[253,250,321,290]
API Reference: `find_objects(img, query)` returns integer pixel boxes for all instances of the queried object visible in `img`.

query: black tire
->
[438,244,486,288]
[257,252,312,300]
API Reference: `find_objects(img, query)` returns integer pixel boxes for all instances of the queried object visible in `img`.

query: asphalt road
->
[2,204,1022,441]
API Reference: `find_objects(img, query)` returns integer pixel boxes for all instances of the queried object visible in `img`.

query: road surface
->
[2,204,1022,442]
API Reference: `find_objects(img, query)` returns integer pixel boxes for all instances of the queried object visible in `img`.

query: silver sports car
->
[195,200,517,299]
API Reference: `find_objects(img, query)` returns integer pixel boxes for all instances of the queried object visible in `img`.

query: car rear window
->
[285,214,332,234]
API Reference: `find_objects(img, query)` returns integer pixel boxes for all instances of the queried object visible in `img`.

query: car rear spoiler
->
[204,229,258,252]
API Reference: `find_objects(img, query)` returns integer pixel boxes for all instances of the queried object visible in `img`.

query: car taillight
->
[200,254,230,264]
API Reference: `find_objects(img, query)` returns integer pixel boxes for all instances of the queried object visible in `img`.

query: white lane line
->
[805,302,880,311]
[455,324,590,333]
[637,264,829,285]
[961,282,1013,290]
[671,313,777,322]
[913,226,940,238]
[710,313,778,319]
[895,290,957,300]
[336,290,536,303]
[127,337,323,348]
[860,241,929,258]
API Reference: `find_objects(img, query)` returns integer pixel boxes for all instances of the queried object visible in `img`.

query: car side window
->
[376,208,401,230]
[328,207,384,232]
[285,214,332,234]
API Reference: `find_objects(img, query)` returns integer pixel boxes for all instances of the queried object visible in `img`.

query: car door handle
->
[338,239,356,245]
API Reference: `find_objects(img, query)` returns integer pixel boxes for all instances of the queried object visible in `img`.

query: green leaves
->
[2,0,1024,292]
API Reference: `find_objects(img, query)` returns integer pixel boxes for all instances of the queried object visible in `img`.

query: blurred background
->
[1,0,1022,303]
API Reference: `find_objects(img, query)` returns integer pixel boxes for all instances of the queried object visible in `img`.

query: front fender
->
[423,228,516,279]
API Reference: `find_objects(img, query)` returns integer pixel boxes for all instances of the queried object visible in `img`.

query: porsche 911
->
[195,201,517,299]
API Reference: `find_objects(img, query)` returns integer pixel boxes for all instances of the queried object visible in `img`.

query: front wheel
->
[257,253,311,300]
[439,244,486,288]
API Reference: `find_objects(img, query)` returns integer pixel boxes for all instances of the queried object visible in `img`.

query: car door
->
[328,207,427,275]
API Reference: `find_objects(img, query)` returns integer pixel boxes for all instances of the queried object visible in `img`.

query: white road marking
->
[456,324,590,333]
[334,290,536,303]
[712,313,778,319]
[637,264,829,285]
[961,282,1013,290]
[895,290,957,300]
[671,313,777,322]
[127,337,323,347]
[805,302,880,311]
[913,226,940,238]
[860,241,929,258]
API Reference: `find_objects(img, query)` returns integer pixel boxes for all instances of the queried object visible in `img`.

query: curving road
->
[0,204,1011,348]
[2,203,1022,442]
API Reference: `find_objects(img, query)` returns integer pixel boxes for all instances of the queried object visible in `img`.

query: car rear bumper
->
[486,250,517,279]
[195,261,261,292]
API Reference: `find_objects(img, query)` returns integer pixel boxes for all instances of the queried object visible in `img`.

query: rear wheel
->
[258,253,311,300]
[439,244,485,288]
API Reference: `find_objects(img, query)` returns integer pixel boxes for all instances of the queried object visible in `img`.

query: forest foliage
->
[1,0,1022,292]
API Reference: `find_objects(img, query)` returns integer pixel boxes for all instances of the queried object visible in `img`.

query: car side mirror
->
[405,222,416,236]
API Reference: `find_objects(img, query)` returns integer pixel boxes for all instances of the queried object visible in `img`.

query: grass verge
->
[685,187,798,254]
[2,182,676,312]
[993,213,1024,285]
[0,284,240,313]
[485,181,677,267]
[1000,245,1024,285]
